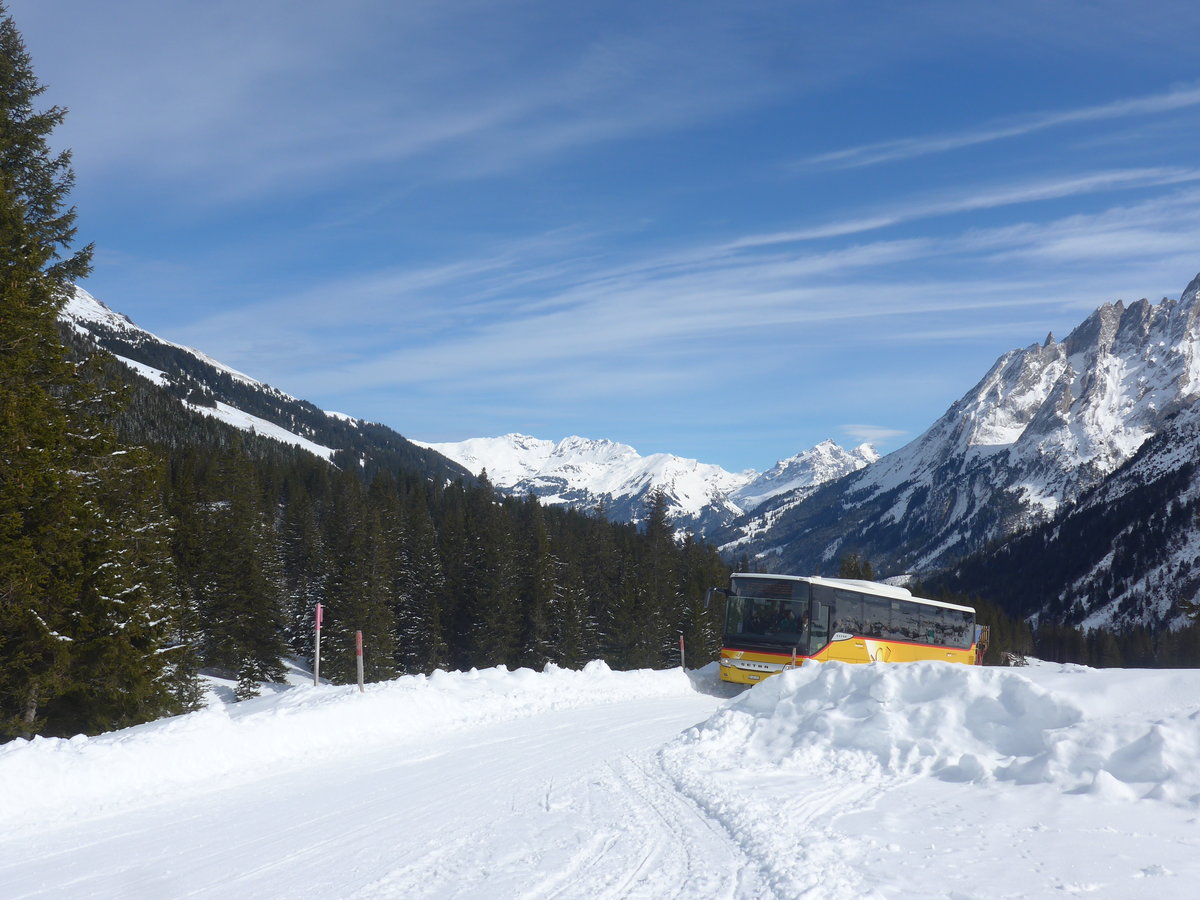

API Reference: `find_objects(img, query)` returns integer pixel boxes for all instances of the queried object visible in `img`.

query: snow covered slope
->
[730,272,1200,576]
[60,286,468,480]
[942,395,1200,630]
[3,660,1199,898]
[416,433,875,535]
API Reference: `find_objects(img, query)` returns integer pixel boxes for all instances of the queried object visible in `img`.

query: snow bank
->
[665,661,1200,802]
[660,661,1200,898]
[0,662,693,830]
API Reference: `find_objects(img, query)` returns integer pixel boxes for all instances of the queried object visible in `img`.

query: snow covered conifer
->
[196,452,288,685]
[517,497,557,668]
[463,483,519,668]
[0,4,91,283]
[393,487,449,674]
[0,3,191,738]
[320,471,397,683]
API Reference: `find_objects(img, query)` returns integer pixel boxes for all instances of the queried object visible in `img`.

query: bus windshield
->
[725,578,809,648]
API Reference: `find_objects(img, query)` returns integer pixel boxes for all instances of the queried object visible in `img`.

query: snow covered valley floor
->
[2,661,1199,899]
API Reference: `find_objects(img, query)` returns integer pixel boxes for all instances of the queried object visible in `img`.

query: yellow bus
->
[706,573,978,685]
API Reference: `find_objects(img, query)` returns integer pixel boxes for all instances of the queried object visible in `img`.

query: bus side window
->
[950,609,973,648]
[895,601,921,642]
[887,600,905,642]
[834,590,864,636]
[863,595,889,640]
[923,606,945,645]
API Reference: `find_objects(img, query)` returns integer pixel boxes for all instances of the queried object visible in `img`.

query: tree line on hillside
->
[162,444,729,696]
[5,336,732,742]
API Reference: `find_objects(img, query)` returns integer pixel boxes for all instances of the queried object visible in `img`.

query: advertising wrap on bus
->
[707,574,977,684]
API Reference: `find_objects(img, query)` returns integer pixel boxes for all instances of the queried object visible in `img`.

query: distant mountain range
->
[415,434,878,536]
[62,287,876,535]
[62,271,1200,630]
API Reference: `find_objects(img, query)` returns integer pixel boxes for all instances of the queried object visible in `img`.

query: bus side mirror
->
[704,587,726,610]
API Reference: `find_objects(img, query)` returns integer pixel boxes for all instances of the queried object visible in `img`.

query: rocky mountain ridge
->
[720,273,1200,599]
[60,286,469,483]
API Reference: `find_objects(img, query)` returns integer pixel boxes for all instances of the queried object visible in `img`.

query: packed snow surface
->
[3,661,1199,898]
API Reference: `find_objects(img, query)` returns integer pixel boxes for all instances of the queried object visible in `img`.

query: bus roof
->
[730,572,975,613]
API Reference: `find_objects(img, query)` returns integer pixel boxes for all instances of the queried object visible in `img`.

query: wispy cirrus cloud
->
[797,82,1200,171]
[20,0,785,204]
[153,171,1200,463]
[727,167,1200,249]
[182,183,1200,401]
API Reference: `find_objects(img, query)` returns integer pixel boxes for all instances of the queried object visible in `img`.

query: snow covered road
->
[0,666,768,899]
[1,697,754,899]
[3,661,1200,899]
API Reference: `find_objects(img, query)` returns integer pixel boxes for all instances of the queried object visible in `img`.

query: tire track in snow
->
[520,752,768,900]
[658,741,901,898]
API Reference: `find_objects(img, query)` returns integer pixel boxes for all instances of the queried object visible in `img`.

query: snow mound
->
[666,661,1200,802]
[0,662,693,831]
[659,662,1200,898]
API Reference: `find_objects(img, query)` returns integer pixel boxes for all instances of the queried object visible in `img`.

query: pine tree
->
[517,498,557,669]
[838,553,875,580]
[630,489,679,668]
[320,472,396,683]
[462,481,518,668]
[0,171,76,736]
[195,452,287,689]
[676,535,728,669]
[2,4,191,739]
[40,430,194,734]
[583,506,626,664]
[0,5,92,283]
[278,484,326,660]
[436,482,470,666]
[394,487,449,673]
[553,558,590,669]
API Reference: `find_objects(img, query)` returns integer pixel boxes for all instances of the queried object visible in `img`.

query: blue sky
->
[12,0,1200,472]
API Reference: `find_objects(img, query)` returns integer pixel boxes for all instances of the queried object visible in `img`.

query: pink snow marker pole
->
[356,630,364,693]
[313,603,323,686]
[679,632,686,671]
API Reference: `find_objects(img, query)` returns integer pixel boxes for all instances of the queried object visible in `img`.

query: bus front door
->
[809,601,831,655]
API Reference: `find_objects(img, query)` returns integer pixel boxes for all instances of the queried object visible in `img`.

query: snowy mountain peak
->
[731,439,878,511]
[62,285,137,332]
[418,432,875,535]
[1181,270,1200,306]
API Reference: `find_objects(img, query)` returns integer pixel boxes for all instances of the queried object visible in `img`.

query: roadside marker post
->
[356,630,364,693]
[679,632,686,671]
[314,603,323,686]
